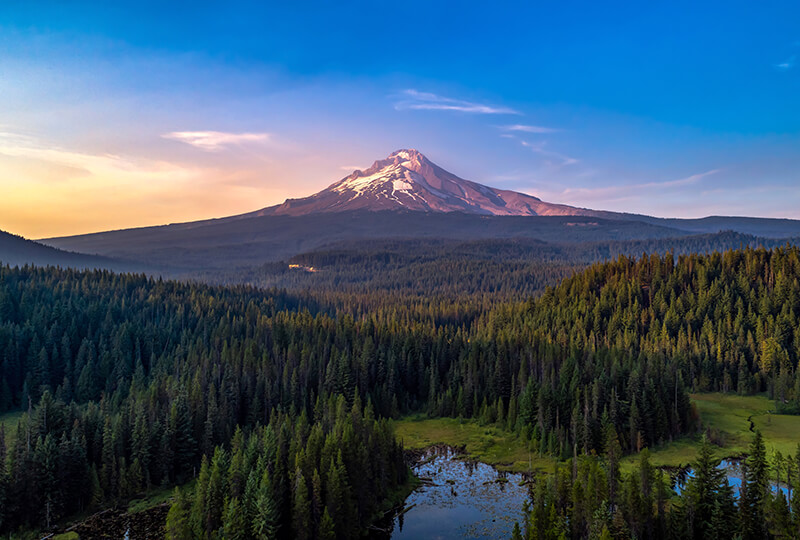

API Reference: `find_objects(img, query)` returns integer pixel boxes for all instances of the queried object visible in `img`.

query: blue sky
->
[1,1,799,236]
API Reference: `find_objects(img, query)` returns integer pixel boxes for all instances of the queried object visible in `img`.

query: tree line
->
[0,245,798,535]
[514,431,800,539]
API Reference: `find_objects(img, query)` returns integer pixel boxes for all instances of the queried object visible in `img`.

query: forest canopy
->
[0,245,798,536]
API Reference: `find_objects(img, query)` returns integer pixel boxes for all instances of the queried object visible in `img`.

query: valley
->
[1,246,800,538]
[26,150,800,276]
[5,3,800,538]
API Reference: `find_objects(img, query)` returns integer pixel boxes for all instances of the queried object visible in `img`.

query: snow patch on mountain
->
[392,179,413,191]
[254,149,605,218]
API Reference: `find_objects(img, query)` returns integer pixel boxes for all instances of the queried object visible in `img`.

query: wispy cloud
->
[550,169,722,202]
[0,130,290,237]
[520,140,578,166]
[500,124,559,134]
[394,89,520,115]
[339,164,366,171]
[775,55,795,71]
[0,131,198,183]
[162,131,271,151]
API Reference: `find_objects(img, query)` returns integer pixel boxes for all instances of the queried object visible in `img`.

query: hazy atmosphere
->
[2,3,800,540]
[2,1,799,237]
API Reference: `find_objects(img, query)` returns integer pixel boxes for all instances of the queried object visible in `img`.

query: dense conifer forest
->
[0,245,799,537]
[196,232,800,301]
[517,430,800,539]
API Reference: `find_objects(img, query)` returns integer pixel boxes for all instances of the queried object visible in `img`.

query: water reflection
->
[390,447,530,540]
[674,459,791,499]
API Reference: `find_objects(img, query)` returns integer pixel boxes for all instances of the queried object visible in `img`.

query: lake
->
[389,447,530,540]
[674,458,792,499]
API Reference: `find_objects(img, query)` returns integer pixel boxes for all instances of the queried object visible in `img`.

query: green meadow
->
[393,415,555,473]
[395,393,800,474]
[0,409,23,447]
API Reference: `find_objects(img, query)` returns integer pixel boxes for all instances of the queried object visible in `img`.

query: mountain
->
[248,149,611,218]
[225,148,800,239]
[39,148,800,273]
[0,229,146,271]
[40,213,684,272]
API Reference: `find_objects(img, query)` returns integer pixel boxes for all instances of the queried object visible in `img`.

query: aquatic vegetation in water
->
[391,447,530,539]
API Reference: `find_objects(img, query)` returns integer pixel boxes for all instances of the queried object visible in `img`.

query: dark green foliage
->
[683,436,721,538]
[520,430,788,540]
[1,245,799,535]
[741,430,770,540]
[165,487,191,540]
[182,400,404,540]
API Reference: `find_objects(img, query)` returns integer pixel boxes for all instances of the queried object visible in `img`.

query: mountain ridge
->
[246,149,616,218]
[0,229,147,272]
[34,148,800,272]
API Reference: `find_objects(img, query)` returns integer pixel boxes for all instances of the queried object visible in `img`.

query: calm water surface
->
[390,448,530,540]
[675,459,791,499]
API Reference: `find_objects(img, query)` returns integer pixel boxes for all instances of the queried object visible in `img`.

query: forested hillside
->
[517,431,800,539]
[0,246,799,536]
[195,232,800,302]
[525,246,800,401]
[0,229,145,273]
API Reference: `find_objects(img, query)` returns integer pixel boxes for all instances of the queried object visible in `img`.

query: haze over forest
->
[1,2,800,540]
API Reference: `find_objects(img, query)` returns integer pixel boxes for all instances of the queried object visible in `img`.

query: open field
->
[625,393,799,470]
[752,413,800,457]
[0,410,23,447]
[393,415,555,473]
[127,480,194,514]
[396,394,800,474]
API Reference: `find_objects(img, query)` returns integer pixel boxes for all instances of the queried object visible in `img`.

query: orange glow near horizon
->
[0,132,340,238]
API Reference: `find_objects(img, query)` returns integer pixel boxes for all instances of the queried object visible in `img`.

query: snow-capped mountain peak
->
[254,149,603,218]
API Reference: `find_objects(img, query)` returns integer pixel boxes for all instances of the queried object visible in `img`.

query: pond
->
[389,447,530,540]
[674,458,792,499]
[386,449,796,540]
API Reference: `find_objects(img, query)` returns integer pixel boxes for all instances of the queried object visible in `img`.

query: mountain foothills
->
[0,230,146,273]
[30,149,800,273]
[1,247,800,537]
[1,149,800,539]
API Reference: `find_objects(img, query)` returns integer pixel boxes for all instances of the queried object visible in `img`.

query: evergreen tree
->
[710,478,738,540]
[741,430,770,540]
[318,507,336,540]
[292,470,312,540]
[684,435,721,539]
[165,487,192,540]
[221,497,247,540]
[253,470,280,540]
[511,521,523,540]
[191,457,210,539]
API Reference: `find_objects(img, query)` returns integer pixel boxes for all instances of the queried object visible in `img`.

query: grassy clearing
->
[752,413,800,457]
[692,393,771,448]
[393,415,555,473]
[0,409,23,447]
[623,393,800,471]
[127,479,195,513]
[620,438,703,472]
[397,394,799,474]
[52,533,80,540]
[692,392,800,458]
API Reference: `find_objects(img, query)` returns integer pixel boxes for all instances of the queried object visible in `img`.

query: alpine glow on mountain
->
[251,149,604,218]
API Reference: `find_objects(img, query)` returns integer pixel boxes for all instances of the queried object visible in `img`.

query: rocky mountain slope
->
[249,149,614,218]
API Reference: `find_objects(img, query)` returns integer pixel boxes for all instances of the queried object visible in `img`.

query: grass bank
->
[0,409,23,447]
[622,393,800,471]
[395,394,800,474]
[393,415,555,473]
